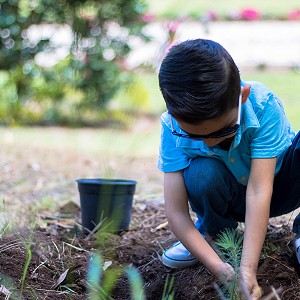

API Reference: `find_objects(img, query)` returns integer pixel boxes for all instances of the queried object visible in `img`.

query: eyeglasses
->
[170,94,242,140]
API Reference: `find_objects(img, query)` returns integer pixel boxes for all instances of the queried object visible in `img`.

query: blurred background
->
[0,0,300,128]
[1,0,300,226]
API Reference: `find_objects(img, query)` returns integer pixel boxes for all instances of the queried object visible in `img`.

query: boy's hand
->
[214,262,235,283]
[239,267,262,300]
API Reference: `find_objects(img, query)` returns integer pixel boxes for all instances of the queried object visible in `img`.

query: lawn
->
[243,69,300,131]
[146,0,300,19]
[116,69,300,130]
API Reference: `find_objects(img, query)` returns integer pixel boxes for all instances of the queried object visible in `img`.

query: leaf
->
[53,265,81,289]
[0,285,12,299]
[53,269,69,289]
[103,261,112,271]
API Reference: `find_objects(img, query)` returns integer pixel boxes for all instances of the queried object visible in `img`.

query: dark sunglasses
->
[170,94,241,140]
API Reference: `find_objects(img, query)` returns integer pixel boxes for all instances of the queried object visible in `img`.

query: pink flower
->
[207,11,218,21]
[166,21,180,33]
[288,9,300,20]
[240,8,260,21]
[142,13,155,23]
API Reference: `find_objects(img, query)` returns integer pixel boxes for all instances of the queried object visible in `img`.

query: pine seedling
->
[214,229,244,300]
[215,228,243,271]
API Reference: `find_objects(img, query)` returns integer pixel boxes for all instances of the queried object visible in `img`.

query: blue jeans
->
[183,131,300,238]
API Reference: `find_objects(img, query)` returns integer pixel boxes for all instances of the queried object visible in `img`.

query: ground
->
[1,130,300,299]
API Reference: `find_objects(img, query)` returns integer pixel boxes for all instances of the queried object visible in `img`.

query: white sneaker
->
[294,236,300,263]
[162,241,197,268]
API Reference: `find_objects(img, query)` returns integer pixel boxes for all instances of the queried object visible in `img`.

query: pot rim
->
[76,178,137,185]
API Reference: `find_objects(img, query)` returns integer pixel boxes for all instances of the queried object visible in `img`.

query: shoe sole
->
[162,252,197,268]
[295,237,300,263]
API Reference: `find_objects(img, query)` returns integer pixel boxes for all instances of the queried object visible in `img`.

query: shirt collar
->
[232,95,260,147]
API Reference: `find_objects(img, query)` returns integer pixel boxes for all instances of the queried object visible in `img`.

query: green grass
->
[2,69,298,159]
[0,124,161,157]
[242,69,300,130]
[146,0,300,19]
[135,69,300,131]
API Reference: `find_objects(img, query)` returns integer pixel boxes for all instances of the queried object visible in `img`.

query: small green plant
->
[18,224,35,299]
[214,229,244,300]
[215,228,244,271]
[162,274,175,300]
[86,252,177,300]
[0,199,10,234]
[261,240,280,259]
[125,267,146,300]
[87,252,145,300]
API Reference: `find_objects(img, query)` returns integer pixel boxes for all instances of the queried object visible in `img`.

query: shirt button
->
[230,157,235,164]
[241,176,247,182]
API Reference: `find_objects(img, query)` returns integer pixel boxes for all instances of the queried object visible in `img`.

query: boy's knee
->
[183,157,232,198]
[183,157,229,184]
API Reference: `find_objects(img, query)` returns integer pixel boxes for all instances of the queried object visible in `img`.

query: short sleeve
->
[157,114,191,172]
[250,96,293,158]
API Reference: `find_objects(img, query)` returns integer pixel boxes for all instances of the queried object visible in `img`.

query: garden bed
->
[0,200,299,299]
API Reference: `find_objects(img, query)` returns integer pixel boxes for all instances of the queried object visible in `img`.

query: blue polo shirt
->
[158,81,295,186]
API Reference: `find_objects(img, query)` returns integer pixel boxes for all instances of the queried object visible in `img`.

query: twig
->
[0,223,9,238]
[280,285,299,298]
[52,241,61,260]
[0,285,11,300]
[63,242,89,252]
[0,241,23,253]
[266,255,294,271]
[138,257,157,270]
[32,260,48,275]
[261,286,282,300]
[141,213,159,225]
[84,212,110,240]
[156,221,168,230]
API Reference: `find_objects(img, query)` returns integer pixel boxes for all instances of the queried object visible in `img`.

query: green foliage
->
[162,274,175,300]
[215,229,243,271]
[0,0,148,125]
[19,224,35,299]
[125,267,146,300]
[214,229,244,300]
[87,252,145,300]
[261,240,280,259]
[118,76,150,112]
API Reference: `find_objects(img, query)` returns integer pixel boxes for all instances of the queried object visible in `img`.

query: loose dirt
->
[1,134,300,299]
[1,201,300,299]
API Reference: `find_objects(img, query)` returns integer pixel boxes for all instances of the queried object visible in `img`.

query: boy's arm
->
[240,157,276,299]
[164,171,233,280]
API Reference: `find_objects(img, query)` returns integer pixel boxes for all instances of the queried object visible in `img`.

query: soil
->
[1,202,300,300]
[1,131,300,300]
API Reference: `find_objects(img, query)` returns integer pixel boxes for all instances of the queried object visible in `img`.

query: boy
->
[157,39,300,299]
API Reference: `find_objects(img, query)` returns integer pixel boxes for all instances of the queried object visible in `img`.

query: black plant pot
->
[76,178,137,233]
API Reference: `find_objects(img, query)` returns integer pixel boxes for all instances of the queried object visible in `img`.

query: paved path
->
[128,21,300,69]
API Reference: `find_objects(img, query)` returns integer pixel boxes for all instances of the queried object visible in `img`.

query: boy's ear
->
[241,85,250,104]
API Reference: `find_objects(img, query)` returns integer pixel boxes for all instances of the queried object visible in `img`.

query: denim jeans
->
[183,131,300,238]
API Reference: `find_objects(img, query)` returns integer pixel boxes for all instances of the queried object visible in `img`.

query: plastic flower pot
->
[76,178,137,233]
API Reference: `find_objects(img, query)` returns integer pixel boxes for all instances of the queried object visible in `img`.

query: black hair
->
[159,39,241,123]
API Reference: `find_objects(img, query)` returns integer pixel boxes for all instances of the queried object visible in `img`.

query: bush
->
[0,0,148,125]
